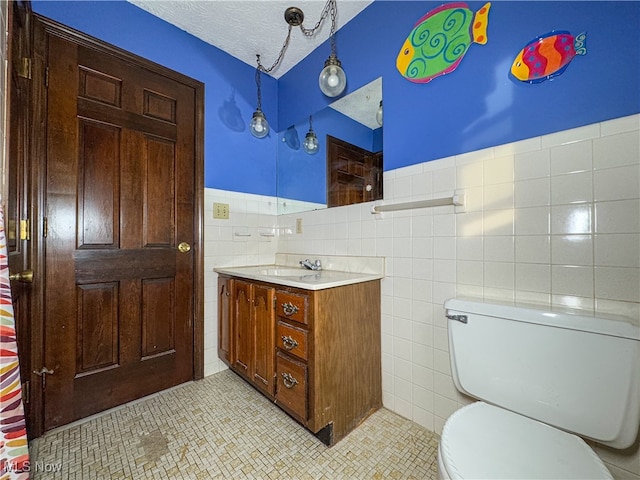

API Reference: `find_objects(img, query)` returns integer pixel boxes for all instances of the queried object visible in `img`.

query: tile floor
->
[29,370,440,479]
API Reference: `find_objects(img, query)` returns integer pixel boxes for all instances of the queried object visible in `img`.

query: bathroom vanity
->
[215,258,383,446]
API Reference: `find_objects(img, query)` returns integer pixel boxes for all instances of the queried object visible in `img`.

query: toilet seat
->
[438,402,613,480]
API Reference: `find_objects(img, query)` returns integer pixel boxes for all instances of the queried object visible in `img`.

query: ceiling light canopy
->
[250,0,347,139]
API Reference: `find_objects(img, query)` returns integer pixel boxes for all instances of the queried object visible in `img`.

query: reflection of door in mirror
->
[327,135,383,207]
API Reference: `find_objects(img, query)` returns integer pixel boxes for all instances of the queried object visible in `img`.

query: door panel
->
[141,277,176,358]
[217,276,233,365]
[76,282,119,375]
[253,284,275,395]
[42,28,197,430]
[233,280,252,377]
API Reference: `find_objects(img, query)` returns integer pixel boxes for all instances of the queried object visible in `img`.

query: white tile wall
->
[205,115,640,479]
[203,189,279,376]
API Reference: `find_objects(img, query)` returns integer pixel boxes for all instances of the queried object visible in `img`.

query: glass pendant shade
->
[250,109,269,138]
[319,54,346,97]
[303,131,319,155]
[376,100,383,126]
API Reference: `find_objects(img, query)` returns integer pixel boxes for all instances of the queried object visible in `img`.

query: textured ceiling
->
[128,0,373,78]
[127,0,381,129]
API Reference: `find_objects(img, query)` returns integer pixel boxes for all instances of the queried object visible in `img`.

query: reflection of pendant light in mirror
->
[376,100,383,126]
[250,61,270,138]
[303,116,319,155]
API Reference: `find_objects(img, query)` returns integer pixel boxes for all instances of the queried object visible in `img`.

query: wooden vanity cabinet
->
[219,274,381,446]
[218,276,276,397]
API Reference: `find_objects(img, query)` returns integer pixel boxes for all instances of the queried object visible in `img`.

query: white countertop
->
[214,264,383,290]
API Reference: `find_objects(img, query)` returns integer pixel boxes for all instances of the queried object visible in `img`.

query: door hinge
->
[45,67,49,87]
[19,219,30,241]
[42,217,48,238]
[22,381,30,404]
[18,57,31,79]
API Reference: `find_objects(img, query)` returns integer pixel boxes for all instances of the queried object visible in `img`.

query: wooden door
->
[6,0,35,434]
[327,135,383,208]
[39,21,203,430]
[252,284,275,396]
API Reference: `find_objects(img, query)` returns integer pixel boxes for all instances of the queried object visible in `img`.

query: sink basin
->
[256,267,309,277]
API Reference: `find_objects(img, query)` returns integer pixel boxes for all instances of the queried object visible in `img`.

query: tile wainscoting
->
[205,114,640,479]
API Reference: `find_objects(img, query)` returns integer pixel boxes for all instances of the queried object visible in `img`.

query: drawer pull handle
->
[281,335,299,350]
[282,372,298,389]
[282,302,299,316]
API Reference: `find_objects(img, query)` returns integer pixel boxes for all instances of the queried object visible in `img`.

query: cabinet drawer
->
[277,321,308,361]
[276,291,307,325]
[276,352,307,423]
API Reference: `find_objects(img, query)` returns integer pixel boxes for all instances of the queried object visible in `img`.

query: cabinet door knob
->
[281,372,298,389]
[282,302,299,316]
[281,335,299,350]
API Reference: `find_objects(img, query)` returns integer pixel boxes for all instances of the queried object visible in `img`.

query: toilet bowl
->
[437,402,612,479]
[438,297,640,480]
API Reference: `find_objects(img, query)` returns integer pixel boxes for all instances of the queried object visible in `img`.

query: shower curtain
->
[0,206,30,479]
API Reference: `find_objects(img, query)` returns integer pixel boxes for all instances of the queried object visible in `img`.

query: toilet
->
[438,297,640,480]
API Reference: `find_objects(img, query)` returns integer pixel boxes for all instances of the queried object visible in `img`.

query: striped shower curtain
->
[0,206,30,479]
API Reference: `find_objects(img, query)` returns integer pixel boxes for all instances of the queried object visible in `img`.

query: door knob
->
[177,242,191,253]
[9,269,34,283]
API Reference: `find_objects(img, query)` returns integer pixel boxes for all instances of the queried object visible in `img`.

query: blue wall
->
[33,1,640,199]
[281,1,640,171]
[277,108,379,204]
[32,0,279,196]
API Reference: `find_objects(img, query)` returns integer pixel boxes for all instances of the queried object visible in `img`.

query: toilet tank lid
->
[444,297,639,341]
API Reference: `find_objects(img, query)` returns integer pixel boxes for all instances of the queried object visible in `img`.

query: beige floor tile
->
[30,370,439,479]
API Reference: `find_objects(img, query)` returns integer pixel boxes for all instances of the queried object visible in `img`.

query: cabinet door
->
[217,276,233,366]
[252,284,275,396]
[233,280,253,378]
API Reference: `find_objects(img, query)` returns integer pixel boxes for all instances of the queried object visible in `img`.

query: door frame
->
[24,14,205,438]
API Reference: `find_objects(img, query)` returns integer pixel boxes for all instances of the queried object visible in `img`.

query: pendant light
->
[318,0,347,98]
[250,1,347,138]
[303,116,319,155]
[250,58,269,138]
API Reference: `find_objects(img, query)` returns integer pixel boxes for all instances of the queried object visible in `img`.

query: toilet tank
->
[444,297,640,449]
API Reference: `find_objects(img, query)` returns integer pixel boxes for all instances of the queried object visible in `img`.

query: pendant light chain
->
[251,0,343,138]
[254,59,262,109]
[300,0,336,38]
[300,0,337,57]
[256,0,337,74]
[256,24,293,74]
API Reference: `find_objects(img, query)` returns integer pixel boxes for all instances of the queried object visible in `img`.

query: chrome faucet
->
[300,259,322,271]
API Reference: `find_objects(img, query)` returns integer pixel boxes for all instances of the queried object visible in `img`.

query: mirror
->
[277,77,383,215]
